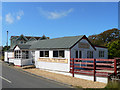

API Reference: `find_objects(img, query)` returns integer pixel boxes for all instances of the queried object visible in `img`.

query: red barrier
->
[70,58,119,82]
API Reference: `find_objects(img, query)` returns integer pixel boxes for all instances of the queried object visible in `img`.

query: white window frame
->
[14,50,21,59]
[99,51,104,57]
[22,50,29,59]
[87,51,93,58]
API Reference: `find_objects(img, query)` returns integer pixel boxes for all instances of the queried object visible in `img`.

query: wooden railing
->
[70,58,120,82]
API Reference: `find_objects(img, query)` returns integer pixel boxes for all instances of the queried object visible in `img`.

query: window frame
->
[40,50,49,57]
[99,51,104,58]
[53,50,65,58]
[87,51,93,58]
[14,50,22,59]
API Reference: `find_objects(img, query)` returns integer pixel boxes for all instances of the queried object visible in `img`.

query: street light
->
[7,31,8,50]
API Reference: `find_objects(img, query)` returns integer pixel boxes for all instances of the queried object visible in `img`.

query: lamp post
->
[7,31,8,50]
[7,31,9,63]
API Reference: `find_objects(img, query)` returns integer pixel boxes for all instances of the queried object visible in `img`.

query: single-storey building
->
[5,35,108,72]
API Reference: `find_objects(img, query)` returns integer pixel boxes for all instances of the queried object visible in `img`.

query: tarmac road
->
[1,62,73,89]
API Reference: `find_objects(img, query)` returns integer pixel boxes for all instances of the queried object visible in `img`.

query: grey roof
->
[27,35,85,49]
[17,44,31,50]
[14,35,85,50]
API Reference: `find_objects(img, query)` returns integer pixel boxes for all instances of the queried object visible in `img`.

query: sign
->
[78,42,90,49]
[38,58,68,63]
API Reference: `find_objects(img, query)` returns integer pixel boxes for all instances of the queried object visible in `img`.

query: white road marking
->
[0,76,12,83]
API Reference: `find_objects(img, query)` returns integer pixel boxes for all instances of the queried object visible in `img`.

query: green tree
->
[107,39,120,59]
[2,46,10,52]
[88,28,120,46]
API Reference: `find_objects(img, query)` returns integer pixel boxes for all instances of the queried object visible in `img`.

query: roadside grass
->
[75,81,120,89]
[105,81,120,89]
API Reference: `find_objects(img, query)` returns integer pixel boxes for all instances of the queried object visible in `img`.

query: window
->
[76,51,78,58]
[79,51,82,58]
[40,51,49,57]
[40,51,44,57]
[59,50,64,58]
[14,50,21,59]
[45,51,49,57]
[87,51,93,58]
[53,50,64,58]
[99,51,104,57]
[75,50,82,58]
[53,51,58,57]
[22,51,29,59]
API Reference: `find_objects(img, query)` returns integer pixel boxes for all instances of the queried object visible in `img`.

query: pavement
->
[1,61,75,89]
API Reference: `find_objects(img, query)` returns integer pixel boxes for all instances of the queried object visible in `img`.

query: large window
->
[22,51,29,59]
[99,51,104,57]
[15,50,29,59]
[87,51,93,58]
[14,50,21,59]
[40,51,49,57]
[53,50,64,58]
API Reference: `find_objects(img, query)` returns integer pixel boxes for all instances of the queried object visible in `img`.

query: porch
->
[13,50,33,66]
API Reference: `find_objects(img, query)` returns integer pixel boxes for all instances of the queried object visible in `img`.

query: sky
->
[2,2,118,46]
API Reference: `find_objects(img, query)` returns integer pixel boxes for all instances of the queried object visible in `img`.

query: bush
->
[105,81,120,89]
[0,56,4,61]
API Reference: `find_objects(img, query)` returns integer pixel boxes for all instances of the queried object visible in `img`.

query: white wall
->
[35,49,70,72]
[14,46,20,50]
[8,52,14,63]
[4,52,8,62]
[14,59,21,66]
[45,70,108,83]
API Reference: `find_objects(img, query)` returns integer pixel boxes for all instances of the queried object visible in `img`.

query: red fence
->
[70,58,120,82]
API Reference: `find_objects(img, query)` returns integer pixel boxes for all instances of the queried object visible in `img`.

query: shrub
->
[105,81,120,89]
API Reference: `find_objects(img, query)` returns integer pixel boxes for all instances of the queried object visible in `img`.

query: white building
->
[5,35,108,72]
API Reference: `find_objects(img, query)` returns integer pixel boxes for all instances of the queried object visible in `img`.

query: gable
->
[16,35,28,41]
[14,46,20,50]
[29,37,37,41]
[70,35,96,50]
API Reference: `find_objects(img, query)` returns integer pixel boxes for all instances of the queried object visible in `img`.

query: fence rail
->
[70,58,120,82]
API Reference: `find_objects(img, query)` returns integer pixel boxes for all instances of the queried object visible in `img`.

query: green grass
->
[105,81,120,89]
[75,81,120,90]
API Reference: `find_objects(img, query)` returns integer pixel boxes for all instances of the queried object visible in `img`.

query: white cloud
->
[5,13,14,24]
[5,10,24,24]
[39,8,74,19]
[16,10,24,20]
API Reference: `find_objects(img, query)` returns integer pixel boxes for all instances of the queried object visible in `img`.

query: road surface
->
[1,62,72,88]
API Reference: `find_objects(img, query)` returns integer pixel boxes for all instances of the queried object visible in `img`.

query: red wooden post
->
[114,59,117,76]
[93,59,96,82]
[72,58,74,77]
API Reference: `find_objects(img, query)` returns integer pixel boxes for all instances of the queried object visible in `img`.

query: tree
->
[107,39,120,59]
[2,46,10,52]
[88,28,120,46]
